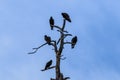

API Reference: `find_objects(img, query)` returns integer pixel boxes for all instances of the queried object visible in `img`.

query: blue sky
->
[0,0,120,80]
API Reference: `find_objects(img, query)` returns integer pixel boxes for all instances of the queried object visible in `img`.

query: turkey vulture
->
[71,36,77,48]
[49,16,54,30]
[44,35,51,45]
[61,13,71,22]
[44,60,52,70]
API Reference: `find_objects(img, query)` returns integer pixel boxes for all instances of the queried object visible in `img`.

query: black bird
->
[49,16,54,30]
[61,13,71,22]
[71,36,77,49]
[44,35,51,45]
[44,60,52,70]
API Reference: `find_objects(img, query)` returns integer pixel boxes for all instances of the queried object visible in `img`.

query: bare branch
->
[52,25,62,30]
[57,33,64,45]
[57,38,61,45]
[50,78,56,80]
[64,42,71,44]
[64,34,72,37]
[62,19,66,31]
[41,66,56,71]
[28,40,58,54]
[57,30,68,33]
[57,33,72,45]
[51,40,58,53]
[58,35,72,46]
[60,55,66,60]
[61,57,66,60]
[28,43,47,54]
[64,77,70,80]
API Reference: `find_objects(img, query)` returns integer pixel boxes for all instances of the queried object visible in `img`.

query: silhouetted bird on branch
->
[44,35,51,45]
[71,36,77,48]
[61,13,71,22]
[49,16,54,30]
[44,60,52,70]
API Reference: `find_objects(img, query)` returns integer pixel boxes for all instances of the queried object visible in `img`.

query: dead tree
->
[28,12,78,80]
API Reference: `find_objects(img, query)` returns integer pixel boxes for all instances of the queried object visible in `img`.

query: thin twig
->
[62,19,66,31]
[52,25,62,30]
[51,40,58,53]
[64,77,70,80]
[56,37,62,45]
[57,33,71,45]
[60,55,66,60]
[28,43,47,54]
[64,34,72,37]
[57,32,64,45]
[61,57,66,60]
[41,66,56,71]
[57,30,68,33]
[28,40,58,54]
[64,42,72,45]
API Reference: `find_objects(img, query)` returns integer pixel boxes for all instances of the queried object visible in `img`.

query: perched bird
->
[44,60,52,70]
[71,36,77,48]
[61,13,71,22]
[49,16,54,30]
[44,35,51,45]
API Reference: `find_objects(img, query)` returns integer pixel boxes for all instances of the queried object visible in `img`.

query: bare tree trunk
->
[55,54,61,80]
[55,19,65,79]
